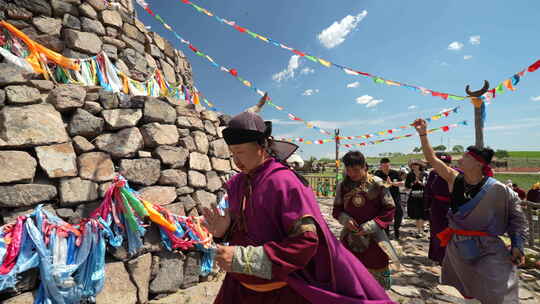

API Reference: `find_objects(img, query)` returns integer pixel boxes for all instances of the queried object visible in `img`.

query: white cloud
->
[448,41,464,51]
[408,105,417,110]
[302,89,319,96]
[464,55,473,60]
[366,99,383,108]
[440,61,450,66]
[347,81,360,88]
[469,35,481,45]
[355,95,382,108]
[355,95,374,104]
[272,55,301,82]
[317,10,368,49]
[531,96,540,102]
[300,67,315,75]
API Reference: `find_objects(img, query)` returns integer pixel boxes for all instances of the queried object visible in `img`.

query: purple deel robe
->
[424,170,451,264]
[221,158,395,304]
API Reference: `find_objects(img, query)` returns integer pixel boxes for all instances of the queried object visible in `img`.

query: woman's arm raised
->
[413,119,458,185]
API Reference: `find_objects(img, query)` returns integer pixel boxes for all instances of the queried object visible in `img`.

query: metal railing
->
[522,200,540,251]
[303,175,338,198]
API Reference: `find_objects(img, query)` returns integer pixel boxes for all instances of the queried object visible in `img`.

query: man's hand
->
[510,247,525,266]
[202,204,231,238]
[215,245,235,272]
[345,219,360,232]
[413,118,428,135]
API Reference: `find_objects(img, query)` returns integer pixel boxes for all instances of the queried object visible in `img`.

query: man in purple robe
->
[203,111,395,304]
[425,152,453,265]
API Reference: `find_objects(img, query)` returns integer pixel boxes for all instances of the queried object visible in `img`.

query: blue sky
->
[136,0,540,159]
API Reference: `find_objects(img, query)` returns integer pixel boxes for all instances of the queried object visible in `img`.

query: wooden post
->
[465,81,490,149]
[335,129,340,190]
[473,105,485,148]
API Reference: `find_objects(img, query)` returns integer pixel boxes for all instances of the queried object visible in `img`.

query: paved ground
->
[150,199,540,304]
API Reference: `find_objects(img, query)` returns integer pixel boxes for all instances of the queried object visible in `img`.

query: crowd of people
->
[202,110,534,304]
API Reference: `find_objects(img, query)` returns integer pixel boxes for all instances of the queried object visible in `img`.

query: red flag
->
[292,49,305,56]
[188,44,198,53]
[229,69,238,77]
[528,60,540,72]
[182,0,191,3]
[145,7,155,16]
[442,126,450,132]
[234,25,246,33]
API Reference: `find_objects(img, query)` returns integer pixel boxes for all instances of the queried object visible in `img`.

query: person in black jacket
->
[374,158,404,239]
[405,160,428,238]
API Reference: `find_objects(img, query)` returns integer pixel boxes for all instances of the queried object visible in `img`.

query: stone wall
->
[0,0,234,303]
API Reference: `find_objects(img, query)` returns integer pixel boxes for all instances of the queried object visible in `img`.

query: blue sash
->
[456,177,497,217]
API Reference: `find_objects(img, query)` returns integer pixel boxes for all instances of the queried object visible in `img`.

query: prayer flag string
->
[174,0,469,101]
[340,121,468,148]
[277,106,460,144]
[171,0,540,104]
[133,0,333,135]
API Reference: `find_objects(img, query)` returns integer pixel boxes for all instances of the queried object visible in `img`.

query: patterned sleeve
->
[332,182,354,225]
[232,217,319,280]
[505,186,529,252]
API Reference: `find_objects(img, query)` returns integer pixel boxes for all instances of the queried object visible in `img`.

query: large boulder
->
[5,85,41,105]
[189,152,211,172]
[81,16,106,36]
[143,97,176,124]
[188,170,206,188]
[95,262,138,304]
[72,135,95,153]
[140,123,179,148]
[119,158,161,186]
[13,0,52,16]
[126,253,152,304]
[101,108,142,129]
[35,143,78,178]
[182,252,201,289]
[95,127,144,158]
[206,171,222,192]
[100,9,122,28]
[193,190,217,209]
[149,251,184,294]
[68,109,104,137]
[153,145,188,168]
[0,104,69,147]
[0,184,57,208]
[0,63,33,86]
[78,152,115,182]
[192,130,209,154]
[50,0,78,17]
[139,186,177,205]
[211,157,231,173]
[210,139,230,158]
[63,29,102,54]
[158,169,188,187]
[59,177,99,206]
[47,84,86,112]
[0,151,37,183]
[32,16,62,35]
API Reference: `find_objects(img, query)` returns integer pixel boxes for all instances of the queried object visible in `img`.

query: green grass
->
[507,151,540,158]
[494,173,540,190]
